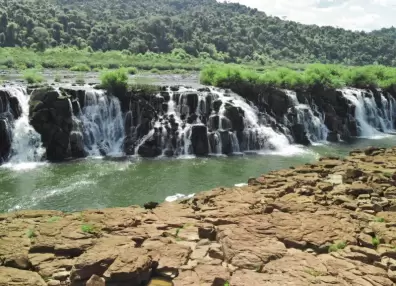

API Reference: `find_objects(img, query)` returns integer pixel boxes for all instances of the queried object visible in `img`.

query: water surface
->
[0,136,394,213]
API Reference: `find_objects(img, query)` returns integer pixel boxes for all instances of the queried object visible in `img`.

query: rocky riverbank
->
[1,146,396,286]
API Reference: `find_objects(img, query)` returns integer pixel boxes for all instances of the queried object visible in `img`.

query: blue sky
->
[221,0,396,31]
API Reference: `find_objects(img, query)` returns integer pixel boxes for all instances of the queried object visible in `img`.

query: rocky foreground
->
[2,147,396,286]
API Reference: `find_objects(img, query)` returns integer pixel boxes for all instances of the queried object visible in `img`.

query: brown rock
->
[103,247,152,283]
[86,274,105,286]
[345,183,373,196]
[0,266,46,286]
[4,254,31,270]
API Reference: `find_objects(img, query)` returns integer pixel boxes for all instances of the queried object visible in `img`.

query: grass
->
[0,47,209,72]
[328,241,347,253]
[23,69,44,84]
[304,268,325,277]
[372,236,380,248]
[126,67,138,75]
[81,224,98,234]
[224,282,230,286]
[70,63,91,72]
[100,68,128,92]
[200,64,396,89]
[374,217,385,223]
[47,216,62,223]
[26,229,37,238]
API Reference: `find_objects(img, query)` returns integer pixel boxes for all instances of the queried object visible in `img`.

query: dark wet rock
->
[191,125,209,156]
[224,103,244,131]
[291,124,310,145]
[219,130,233,155]
[144,202,159,210]
[0,118,11,161]
[29,87,75,161]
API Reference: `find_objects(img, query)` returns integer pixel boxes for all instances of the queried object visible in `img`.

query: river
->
[0,136,394,213]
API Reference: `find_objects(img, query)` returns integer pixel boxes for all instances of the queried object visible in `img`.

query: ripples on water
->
[0,136,395,213]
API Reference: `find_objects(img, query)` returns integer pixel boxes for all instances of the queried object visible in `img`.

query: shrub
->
[23,69,44,84]
[126,67,138,74]
[372,236,380,248]
[328,241,347,253]
[26,229,37,238]
[81,224,98,234]
[100,68,128,92]
[374,217,385,223]
[70,64,90,72]
[150,68,160,74]
[47,216,61,223]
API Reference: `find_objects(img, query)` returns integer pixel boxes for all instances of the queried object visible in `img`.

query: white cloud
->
[220,0,396,30]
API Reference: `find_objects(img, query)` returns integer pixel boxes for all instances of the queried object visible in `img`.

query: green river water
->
[0,137,394,213]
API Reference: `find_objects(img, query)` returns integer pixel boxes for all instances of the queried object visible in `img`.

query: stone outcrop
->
[28,87,86,161]
[0,88,22,162]
[1,146,396,285]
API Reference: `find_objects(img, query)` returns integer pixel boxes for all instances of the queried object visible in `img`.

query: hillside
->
[0,0,396,66]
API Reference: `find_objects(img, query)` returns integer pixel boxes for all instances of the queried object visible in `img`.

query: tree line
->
[1,0,396,66]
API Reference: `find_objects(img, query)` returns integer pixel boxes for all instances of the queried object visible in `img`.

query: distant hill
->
[0,0,396,66]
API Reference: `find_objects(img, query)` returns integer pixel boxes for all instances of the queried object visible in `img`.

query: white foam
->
[165,193,195,202]
[7,180,95,212]
[1,162,47,171]
[234,183,248,187]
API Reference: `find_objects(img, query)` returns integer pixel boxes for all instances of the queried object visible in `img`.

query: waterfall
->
[133,87,300,157]
[284,90,328,143]
[80,90,125,156]
[0,86,43,167]
[341,88,395,137]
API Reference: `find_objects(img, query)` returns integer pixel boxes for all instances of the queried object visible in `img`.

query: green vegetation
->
[70,63,91,72]
[47,216,62,223]
[23,69,44,84]
[328,241,347,253]
[201,64,396,89]
[0,0,396,66]
[100,68,128,91]
[304,268,324,277]
[126,67,138,75]
[0,47,209,72]
[374,217,385,223]
[224,282,230,286]
[81,224,98,234]
[26,229,37,238]
[372,236,380,248]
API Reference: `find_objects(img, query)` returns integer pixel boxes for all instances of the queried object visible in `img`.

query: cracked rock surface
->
[1,146,396,285]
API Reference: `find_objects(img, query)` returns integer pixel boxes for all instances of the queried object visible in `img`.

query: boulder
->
[291,124,310,145]
[224,103,244,131]
[0,118,11,161]
[29,87,75,161]
[0,267,46,286]
[191,125,209,156]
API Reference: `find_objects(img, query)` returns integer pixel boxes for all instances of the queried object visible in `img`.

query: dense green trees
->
[0,0,395,66]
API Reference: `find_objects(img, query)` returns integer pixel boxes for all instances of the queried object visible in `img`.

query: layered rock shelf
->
[1,146,396,285]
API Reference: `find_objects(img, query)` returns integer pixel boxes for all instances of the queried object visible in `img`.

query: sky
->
[221,0,396,31]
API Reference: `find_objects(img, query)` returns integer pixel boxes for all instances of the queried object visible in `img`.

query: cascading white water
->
[136,86,302,156]
[80,90,125,156]
[341,88,395,137]
[284,90,328,143]
[2,86,44,168]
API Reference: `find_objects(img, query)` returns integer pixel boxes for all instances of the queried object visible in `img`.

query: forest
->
[1,0,396,66]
